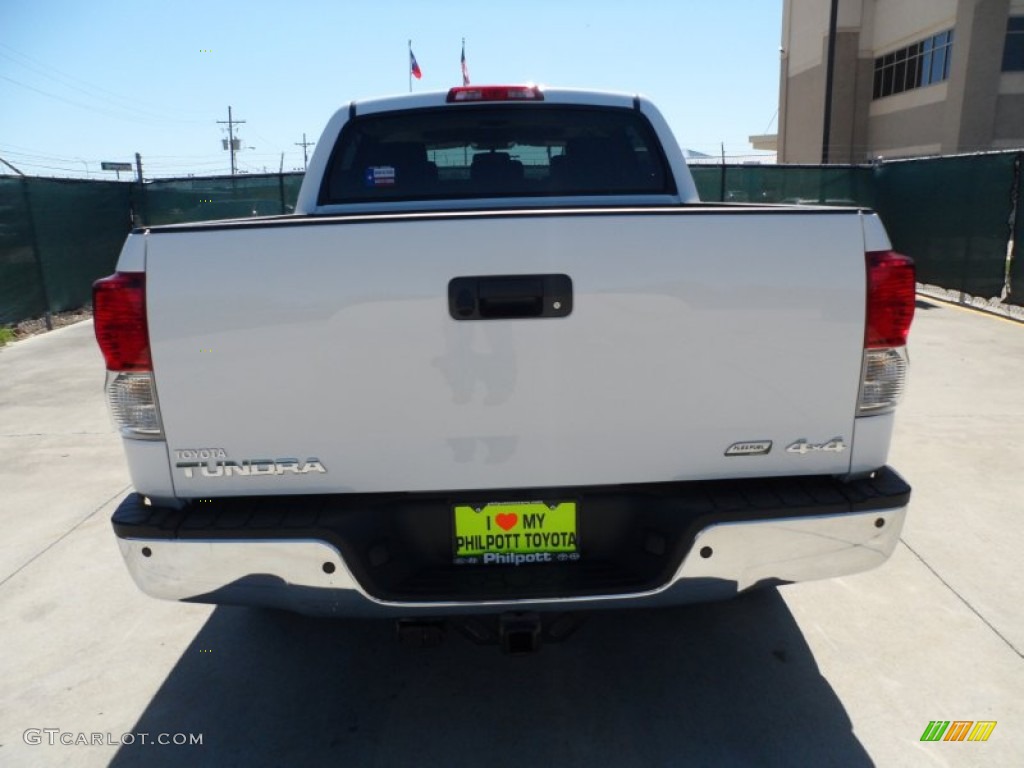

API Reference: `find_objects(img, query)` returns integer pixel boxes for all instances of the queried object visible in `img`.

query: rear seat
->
[470,152,524,186]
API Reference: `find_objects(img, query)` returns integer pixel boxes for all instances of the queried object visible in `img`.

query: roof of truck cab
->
[348,87,640,118]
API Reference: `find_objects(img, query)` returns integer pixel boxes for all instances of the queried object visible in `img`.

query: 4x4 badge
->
[786,438,846,455]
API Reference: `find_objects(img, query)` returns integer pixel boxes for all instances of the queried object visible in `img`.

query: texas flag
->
[410,48,422,80]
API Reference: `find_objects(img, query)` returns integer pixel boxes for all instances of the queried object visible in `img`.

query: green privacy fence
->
[1,155,1022,325]
[691,164,876,208]
[0,178,46,325]
[1011,154,1024,303]
[686,155,1020,308]
[0,173,304,324]
[873,153,1019,301]
[0,177,135,325]
[136,173,304,226]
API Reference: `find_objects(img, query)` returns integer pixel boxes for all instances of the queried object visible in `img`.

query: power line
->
[249,131,285,152]
[0,147,100,164]
[0,42,208,123]
[142,153,233,160]
[3,159,89,174]
[0,73,166,126]
[0,146,224,175]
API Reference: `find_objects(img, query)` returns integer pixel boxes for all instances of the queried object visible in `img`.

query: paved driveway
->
[1,300,1021,767]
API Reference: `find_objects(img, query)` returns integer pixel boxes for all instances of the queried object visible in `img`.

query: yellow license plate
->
[453,501,578,565]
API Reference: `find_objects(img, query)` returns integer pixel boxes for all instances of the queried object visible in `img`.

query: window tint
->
[319,105,673,205]
[931,43,947,83]
[873,28,954,99]
[1005,17,1024,71]
[893,59,907,93]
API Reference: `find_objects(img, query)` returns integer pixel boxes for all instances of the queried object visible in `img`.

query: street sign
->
[101,162,133,171]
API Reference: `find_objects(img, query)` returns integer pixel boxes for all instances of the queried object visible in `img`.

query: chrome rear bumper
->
[115,490,907,617]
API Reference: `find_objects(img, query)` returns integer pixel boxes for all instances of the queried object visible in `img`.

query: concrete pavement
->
[0,303,1021,767]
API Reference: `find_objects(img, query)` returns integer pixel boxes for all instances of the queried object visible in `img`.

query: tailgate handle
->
[448,274,573,320]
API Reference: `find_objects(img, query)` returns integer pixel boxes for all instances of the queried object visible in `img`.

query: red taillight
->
[93,272,151,371]
[866,250,915,348]
[446,85,544,103]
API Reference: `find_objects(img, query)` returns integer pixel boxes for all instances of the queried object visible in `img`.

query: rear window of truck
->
[319,105,674,204]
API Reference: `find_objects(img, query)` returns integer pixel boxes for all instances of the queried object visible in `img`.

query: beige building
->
[778,0,1024,162]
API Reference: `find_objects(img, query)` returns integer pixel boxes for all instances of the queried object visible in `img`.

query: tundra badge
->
[175,457,327,478]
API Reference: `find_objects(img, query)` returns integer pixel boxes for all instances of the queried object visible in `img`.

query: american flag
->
[461,41,470,85]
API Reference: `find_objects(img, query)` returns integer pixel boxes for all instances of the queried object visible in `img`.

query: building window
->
[1004,17,1024,71]
[873,29,954,99]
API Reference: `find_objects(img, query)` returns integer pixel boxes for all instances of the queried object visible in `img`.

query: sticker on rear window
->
[364,166,396,187]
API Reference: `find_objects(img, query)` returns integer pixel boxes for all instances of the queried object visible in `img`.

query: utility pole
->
[217,106,246,175]
[135,152,143,183]
[295,133,315,171]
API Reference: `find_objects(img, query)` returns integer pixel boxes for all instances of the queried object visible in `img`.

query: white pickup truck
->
[95,86,914,649]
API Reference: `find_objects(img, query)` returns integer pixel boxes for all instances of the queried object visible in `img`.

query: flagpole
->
[408,39,412,93]
[461,37,470,86]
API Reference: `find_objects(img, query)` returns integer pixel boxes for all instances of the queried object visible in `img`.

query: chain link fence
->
[690,164,876,207]
[690,152,1021,309]
[873,153,1019,302]
[0,173,303,324]
[0,177,135,325]
[1,155,1022,326]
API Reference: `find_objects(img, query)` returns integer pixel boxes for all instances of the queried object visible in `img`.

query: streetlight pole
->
[821,0,839,164]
